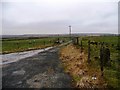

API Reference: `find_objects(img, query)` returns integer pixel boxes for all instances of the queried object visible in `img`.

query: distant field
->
[79,36,120,88]
[2,37,70,54]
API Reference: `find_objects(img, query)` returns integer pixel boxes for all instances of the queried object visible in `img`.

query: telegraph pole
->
[69,25,71,40]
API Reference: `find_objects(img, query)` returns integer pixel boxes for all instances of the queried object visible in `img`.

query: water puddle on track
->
[0,47,53,65]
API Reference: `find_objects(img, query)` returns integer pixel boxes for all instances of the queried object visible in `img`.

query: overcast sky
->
[1,0,119,35]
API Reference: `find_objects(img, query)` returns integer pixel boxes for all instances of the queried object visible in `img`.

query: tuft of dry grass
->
[59,44,107,88]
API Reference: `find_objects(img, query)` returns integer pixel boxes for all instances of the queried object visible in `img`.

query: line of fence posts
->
[72,37,84,54]
[87,40,111,77]
[72,37,83,53]
[72,37,79,45]
[72,38,111,76]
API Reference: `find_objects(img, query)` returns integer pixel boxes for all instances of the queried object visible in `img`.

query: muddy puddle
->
[0,47,53,65]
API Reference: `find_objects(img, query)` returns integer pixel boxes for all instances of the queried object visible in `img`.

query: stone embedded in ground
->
[78,70,84,76]
[12,69,25,76]
[34,79,39,82]
[92,76,97,80]
[16,81,22,85]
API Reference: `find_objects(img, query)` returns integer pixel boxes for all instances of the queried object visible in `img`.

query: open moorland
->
[2,35,120,89]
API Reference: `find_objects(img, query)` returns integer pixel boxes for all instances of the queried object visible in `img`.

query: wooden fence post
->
[33,40,35,47]
[88,40,91,63]
[72,37,75,45]
[104,46,111,67]
[44,41,45,46]
[100,42,104,76]
[17,42,19,50]
[76,37,79,45]
[58,38,60,43]
[80,40,83,53]
[50,40,51,45]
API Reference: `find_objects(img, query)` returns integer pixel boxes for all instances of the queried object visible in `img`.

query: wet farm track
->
[2,47,72,88]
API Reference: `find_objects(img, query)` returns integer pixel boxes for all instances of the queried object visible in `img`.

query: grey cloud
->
[2,1,118,35]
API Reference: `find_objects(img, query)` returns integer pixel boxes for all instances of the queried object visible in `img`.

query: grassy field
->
[79,36,120,88]
[2,37,70,54]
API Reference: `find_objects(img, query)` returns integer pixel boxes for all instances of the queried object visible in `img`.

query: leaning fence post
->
[88,40,91,63]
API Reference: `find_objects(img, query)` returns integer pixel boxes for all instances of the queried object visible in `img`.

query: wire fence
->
[72,36,120,88]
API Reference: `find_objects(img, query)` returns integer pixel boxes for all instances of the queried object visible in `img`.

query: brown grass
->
[59,44,107,88]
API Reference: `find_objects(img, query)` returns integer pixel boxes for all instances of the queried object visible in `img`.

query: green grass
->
[77,36,120,88]
[2,37,70,54]
[73,75,82,82]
